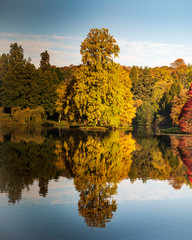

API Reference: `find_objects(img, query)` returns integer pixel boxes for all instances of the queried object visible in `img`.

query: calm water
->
[1,127,192,240]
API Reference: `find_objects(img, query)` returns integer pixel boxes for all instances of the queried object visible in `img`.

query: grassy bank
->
[0,115,132,131]
[160,126,191,135]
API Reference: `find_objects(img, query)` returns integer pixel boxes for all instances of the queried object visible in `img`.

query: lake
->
[1,126,192,240]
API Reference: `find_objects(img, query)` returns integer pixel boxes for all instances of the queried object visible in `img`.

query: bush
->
[12,107,46,125]
[30,107,46,123]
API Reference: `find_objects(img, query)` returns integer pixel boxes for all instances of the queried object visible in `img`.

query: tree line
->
[1,28,192,126]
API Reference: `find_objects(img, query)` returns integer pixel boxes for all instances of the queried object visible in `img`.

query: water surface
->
[0,127,192,240]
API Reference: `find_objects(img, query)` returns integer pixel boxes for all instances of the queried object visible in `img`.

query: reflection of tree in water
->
[0,137,58,203]
[130,135,187,189]
[2,127,191,225]
[178,136,192,185]
[60,131,135,228]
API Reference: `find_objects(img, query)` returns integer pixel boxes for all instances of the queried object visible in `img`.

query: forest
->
[1,28,192,127]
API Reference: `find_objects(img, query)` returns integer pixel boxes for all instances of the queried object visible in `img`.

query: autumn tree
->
[56,28,135,126]
[119,67,136,125]
[170,89,189,125]
[178,83,192,133]
[80,28,120,66]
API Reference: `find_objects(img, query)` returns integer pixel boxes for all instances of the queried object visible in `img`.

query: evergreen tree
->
[36,68,60,117]
[132,67,154,101]
[40,50,50,71]
[0,43,36,109]
[129,65,138,85]
[161,80,181,116]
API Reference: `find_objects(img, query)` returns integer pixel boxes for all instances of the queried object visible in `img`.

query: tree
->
[56,28,135,126]
[161,80,181,116]
[36,68,60,117]
[129,65,138,85]
[150,66,173,112]
[170,58,186,69]
[136,101,155,125]
[40,50,50,71]
[0,43,37,109]
[80,28,120,67]
[178,84,192,133]
[119,67,136,125]
[132,67,154,101]
[170,89,189,126]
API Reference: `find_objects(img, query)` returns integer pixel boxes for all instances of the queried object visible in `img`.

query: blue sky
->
[1,0,192,67]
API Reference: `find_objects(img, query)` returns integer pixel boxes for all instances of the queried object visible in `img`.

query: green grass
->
[160,127,184,134]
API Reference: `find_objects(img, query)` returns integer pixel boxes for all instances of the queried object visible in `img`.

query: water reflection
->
[56,131,135,227]
[0,127,192,227]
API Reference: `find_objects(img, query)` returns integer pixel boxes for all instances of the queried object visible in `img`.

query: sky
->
[1,0,192,67]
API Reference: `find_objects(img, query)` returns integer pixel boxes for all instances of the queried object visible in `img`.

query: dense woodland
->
[1,28,192,127]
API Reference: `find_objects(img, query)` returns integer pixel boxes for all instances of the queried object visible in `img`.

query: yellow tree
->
[56,28,135,126]
[119,66,136,125]
[74,28,122,126]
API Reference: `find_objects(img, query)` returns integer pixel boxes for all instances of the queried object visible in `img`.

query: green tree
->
[129,65,138,85]
[136,101,155,125]
[0,43,38,109]
[40,50,50,71]
[132,67,154,101]
[161,80,181,116]
[36,68,59,117]
[36,51,60,117]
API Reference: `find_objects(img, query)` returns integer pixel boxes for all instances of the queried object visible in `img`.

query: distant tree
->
[132,67,154,101]
[178,84,192,133]
[40,50,50,71]
[129,65,138,85]
[171,58,188,87]
[161,80,181,116]
[170,58,186,69]
[151,66,173,113]
[136,101,155,125]
[170,89,189,126]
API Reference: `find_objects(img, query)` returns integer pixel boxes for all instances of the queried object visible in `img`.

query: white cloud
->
[116,179,192,202]
[1,32,192,67]
[0,32,82,67]
[116,38,192,67]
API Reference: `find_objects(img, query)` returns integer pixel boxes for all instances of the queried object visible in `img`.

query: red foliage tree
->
[178,83,192,133]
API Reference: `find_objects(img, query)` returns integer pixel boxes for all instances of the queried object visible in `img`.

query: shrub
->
[12,107,46,125]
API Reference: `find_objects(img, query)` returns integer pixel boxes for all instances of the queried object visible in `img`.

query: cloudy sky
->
[1,0,192,67]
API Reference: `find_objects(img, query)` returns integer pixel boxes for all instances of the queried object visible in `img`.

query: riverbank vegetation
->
[1,28,192,128]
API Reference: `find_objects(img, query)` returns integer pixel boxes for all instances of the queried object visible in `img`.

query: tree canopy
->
[56,28,135,126]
